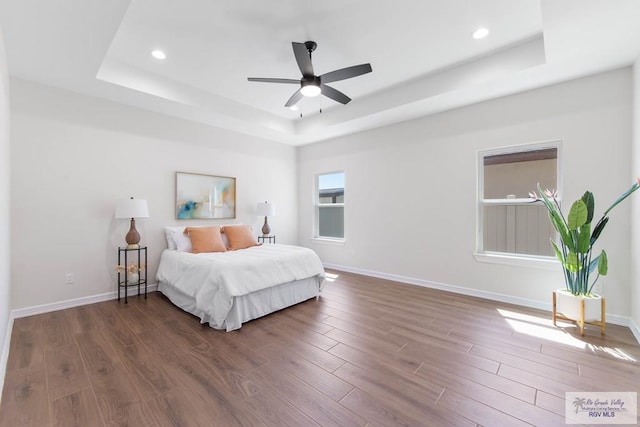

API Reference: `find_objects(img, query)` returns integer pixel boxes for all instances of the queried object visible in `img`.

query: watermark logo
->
[565,392,637,424]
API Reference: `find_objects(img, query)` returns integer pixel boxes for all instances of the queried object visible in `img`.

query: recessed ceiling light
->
[151,50,166,60]
[472,28,489,40]
[289,105,298,111]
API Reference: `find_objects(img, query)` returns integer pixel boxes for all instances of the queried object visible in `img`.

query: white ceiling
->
[1,0,640,145]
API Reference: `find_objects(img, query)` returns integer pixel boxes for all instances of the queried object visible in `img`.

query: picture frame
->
[175,172,236,219]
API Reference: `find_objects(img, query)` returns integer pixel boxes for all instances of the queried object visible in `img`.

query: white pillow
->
[169,228,192,252]
[164,227,179,250]
[164,226,188,250]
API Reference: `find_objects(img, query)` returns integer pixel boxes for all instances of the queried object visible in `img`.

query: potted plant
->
[116,262,146,283]
[530,179,639,335]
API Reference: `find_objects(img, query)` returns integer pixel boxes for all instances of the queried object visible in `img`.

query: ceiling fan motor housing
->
[302,76,321,87]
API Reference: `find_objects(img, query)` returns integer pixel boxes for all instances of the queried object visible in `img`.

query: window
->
[478,143,560,259]
[316,172,344,239]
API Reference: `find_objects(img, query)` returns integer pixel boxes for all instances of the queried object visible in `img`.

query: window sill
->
[311,237,345,246]
[474,252,561,270]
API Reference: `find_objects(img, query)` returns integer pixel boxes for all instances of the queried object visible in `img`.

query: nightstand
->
[117,246,147,303]
[258,235,276,244]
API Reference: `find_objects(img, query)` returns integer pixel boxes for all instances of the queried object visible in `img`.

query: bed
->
[156,242,325,331]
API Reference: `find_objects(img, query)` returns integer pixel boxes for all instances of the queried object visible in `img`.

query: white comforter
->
[156,244,325,327]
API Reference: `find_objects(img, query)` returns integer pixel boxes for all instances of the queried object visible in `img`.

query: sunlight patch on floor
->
[497,308,556,327]
[503,317,587,349]
[586,344,636,362]
[324,272,339,282]
[497,308,637,362]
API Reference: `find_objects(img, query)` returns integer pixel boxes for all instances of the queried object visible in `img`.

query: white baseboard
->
[323,263,636,334]
[10,284,158,319]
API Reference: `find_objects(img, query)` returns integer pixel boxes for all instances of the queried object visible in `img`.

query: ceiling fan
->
[248,41,372,108]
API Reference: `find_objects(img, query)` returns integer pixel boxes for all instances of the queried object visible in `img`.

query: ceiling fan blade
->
[285,88,304,108]
[321,84,351,104]
[247,77,300,84]
[320,64,372,84]
[292,42,314,77]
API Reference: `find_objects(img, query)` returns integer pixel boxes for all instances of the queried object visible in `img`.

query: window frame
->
[314,171,345,242]
[475,140,562,268]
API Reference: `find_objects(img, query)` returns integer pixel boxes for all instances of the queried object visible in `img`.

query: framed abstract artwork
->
[175,172,236,219]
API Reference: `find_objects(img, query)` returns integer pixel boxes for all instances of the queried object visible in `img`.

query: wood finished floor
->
[1,270,640,426]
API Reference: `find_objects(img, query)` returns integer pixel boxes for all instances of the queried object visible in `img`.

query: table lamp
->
[256,201,276,236]
[115,197,149,248]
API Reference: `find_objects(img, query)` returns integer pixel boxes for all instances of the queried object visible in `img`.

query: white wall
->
[10,79,297,309]
[632,59,640,337]
[0,25,11,388]
[298,68,635,318]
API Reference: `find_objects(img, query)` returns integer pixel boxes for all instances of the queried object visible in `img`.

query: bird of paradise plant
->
[530,179,640,296]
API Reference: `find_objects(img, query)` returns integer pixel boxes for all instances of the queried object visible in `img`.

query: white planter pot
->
[555,289,602,322]
[128,272,139,283]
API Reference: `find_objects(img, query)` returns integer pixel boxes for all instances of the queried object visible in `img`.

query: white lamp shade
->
[115,198,149,219]
[256,201,275,217]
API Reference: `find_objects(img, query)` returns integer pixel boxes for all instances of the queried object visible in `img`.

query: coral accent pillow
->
[184,226,227,254]
[223,225,259,250]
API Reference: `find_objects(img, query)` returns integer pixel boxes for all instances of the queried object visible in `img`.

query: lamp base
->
[261,216,271,236]
[125,218,141,248]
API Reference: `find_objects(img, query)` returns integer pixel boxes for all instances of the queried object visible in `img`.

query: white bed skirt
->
[158,276,321,331]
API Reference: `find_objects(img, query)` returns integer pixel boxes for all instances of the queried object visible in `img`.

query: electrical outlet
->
[65,273,74,285]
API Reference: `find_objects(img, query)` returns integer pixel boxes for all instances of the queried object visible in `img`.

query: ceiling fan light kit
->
[151,49,166,60]
[300,78,321,97]
[248,41,372,108]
